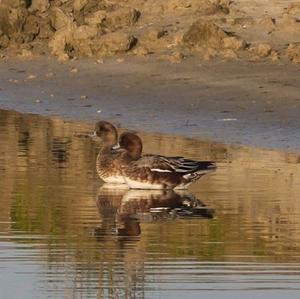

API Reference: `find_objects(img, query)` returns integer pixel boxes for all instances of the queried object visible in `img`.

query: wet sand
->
[0,56,300,151]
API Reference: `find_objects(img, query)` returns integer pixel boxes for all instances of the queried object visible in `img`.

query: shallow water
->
[1,109,300,299]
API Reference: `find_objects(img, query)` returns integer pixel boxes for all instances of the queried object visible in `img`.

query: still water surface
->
[1,109,300,299]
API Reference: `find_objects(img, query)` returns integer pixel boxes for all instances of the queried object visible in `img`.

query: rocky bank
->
[0,0,300,63]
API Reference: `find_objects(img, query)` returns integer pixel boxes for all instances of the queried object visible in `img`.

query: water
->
[0,109,300,299]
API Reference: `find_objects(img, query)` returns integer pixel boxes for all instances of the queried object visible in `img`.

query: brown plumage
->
[95,121,142,184]
[95,121,133,184]
[119,133,216,190]
[94,121,216,189]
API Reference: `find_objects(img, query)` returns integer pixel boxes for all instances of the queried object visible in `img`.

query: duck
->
[94,121,140,184]
[119,132,216,190]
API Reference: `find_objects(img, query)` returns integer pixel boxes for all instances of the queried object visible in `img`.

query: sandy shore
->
[0,56,300,151]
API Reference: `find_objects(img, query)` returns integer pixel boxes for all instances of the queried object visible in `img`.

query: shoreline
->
[0,56,300,153]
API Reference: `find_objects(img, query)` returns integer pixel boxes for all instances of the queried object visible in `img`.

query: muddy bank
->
[1,0,300,63]
[1,0,299,151]
[0,56,300,151]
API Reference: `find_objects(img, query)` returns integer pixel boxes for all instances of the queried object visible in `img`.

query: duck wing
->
[132,155,216,175]
[129,155,174,172]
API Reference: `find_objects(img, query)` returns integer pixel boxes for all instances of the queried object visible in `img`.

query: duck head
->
[119,132,143,160]
[94,121,118,145]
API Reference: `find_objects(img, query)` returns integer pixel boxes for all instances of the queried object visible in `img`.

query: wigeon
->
[94,121,139,184]
[119,132,216,190]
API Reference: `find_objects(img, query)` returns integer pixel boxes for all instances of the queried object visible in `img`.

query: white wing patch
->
[150,168,172,173]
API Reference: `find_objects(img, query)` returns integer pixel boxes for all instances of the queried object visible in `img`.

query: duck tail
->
[197,161,217,172]
[183,161,216,181]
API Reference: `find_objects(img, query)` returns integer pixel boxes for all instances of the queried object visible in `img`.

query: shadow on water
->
[1,109,300,299]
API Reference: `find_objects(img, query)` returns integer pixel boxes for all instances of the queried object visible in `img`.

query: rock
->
[48,17,98,61]
[222,49,238,60]
[286,43,300,63]
[22,15,40,43]
[197,0,230,15]
[163,0,229,14]
[223,36,247,51]
[85,10,106,26]
[174,32,184,45]
[163,0,193,10]
[256,43,272,57]
[270,50,280,61]
[17,49,33,58]
[168,51,184,63]
[37,17,54,39]
[73,25,98,40]
[281,14,300,31]
[258,16,276,29]
[133,46,150,56]
[45,72,55,78]
[48,25,75,61]
[0,0,28,37]
[9,79,19,83]
[182,20,228,49]
[231,17,255,27]
[49,7,73,31]
[104,8,140,30]
[0,0,294,64]
[147,28,168,40]
[0,30,9,49]
[49,20,100,59]
[94,32,137,56]
[72,25,98,57]
[20,43,33,51]
[29,0,50,13]
[287,3,300,15]
[249,55,260,62]
[139,28,169,50]
[27,74,36,80]
[73,0,89,12]
[203,47,217,60]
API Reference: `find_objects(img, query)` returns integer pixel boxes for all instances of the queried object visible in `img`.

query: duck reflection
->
[95,184,214,239]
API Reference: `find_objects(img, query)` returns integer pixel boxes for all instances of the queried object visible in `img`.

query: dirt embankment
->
[0,0,300,63]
